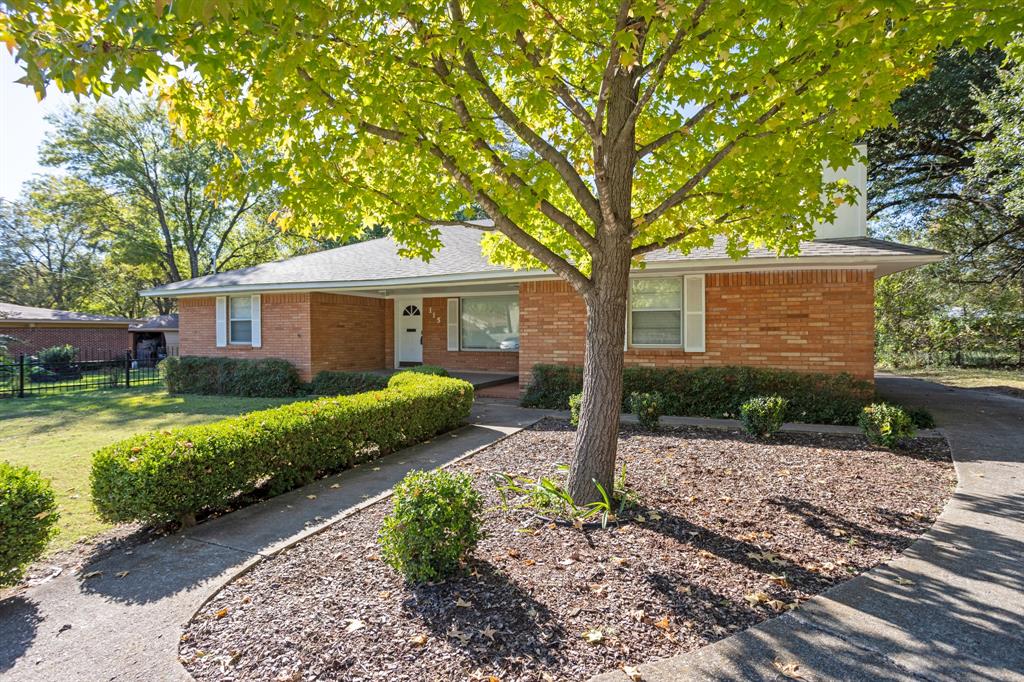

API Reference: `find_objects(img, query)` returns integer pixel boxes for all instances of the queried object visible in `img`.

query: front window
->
[630,277,682,346]
[229,296,252,344]
[460,295,519,351]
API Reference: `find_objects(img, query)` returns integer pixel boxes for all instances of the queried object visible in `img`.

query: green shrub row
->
[160,356,302,397]
[310,371,389,396]
[1,462,60,587]
[91,372,474,526]
[523,364,875,425]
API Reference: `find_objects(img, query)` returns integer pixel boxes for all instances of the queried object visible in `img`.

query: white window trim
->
[628,276,685,349]
[456,294,520,353]
[228,295,254,345]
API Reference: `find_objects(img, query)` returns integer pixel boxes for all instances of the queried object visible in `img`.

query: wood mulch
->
[180,419,953,681]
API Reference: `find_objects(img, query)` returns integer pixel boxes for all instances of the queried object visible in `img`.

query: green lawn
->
[882,366,1024,397]
[0,387,299,551]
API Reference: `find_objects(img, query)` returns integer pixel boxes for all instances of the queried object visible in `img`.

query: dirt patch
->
[180,419,953,681]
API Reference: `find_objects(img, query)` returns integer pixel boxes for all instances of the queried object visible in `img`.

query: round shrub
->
[1,462,59,587]
[568,392,583,427]
[740,395,789,438]
[379,469,483,583]
[859,403,916,448]
[629,391,664,430]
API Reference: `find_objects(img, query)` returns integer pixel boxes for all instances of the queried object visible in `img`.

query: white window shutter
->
[250,294,262,348]
[446,298,460,351]
[684,274,705,352]
[215,296,227,347]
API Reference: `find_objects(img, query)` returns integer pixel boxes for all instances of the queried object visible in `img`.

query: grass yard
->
[884,367,1024,398]
[0,387,299,551]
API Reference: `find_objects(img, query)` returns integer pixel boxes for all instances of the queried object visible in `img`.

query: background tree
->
[4,0,1019,501]
[866,41,1024,367]
[41,97,282,283]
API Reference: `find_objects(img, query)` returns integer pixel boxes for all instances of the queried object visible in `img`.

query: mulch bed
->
[180,419,953,681]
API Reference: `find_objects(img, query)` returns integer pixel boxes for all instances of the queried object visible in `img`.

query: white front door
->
[396,299,423,365]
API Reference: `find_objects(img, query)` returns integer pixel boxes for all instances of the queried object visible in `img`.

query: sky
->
[0,50,75,201]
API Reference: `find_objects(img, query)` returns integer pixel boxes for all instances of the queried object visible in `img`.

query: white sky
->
[0,50,75,201]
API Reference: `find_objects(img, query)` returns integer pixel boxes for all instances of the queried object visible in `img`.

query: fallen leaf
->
[768,574,790,588]
[345,618,365,632]
[773,658,805,679]
[215,607,229,619]
[610,556,629,567]
[447,624,471,644]
[894,577,914,586]
[330,483,340,489]
[653,616,672,631]
[409,633,428,646]
[115,571,130,579]
[623,665,643,681]
[82,571,102,579]
[582,628,604,644]
[306,495,317,500]
[744,591,770,607]
[456,597,472,608]
[480,625,498,641]
[507,548,521,559]
[647,511,662,521]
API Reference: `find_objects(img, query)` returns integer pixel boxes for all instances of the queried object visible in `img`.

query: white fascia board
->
[141,253,942,298]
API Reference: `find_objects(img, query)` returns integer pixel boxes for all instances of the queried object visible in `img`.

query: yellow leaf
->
[623,665,643,681]
[582,628,604,644]
[215,607,229,619]
[409,633,428,646]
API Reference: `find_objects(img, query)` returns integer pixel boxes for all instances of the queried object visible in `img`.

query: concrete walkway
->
[594,375,1024,682]
[0,401,547,682]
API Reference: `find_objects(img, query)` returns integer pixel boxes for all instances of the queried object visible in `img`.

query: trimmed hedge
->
[522,364,874,425]
[160,356,302,397]
[1,462,60,587]
[310,371,389,396]
[91,372,474,526]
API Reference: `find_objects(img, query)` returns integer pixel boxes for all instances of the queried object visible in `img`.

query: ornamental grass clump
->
[740,395,789,438]
[1,462,59,587]
[859,403,916,448]
[628,391,664,430]
[379,469,483,583]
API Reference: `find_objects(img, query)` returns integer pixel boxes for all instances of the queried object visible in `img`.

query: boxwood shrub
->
[310,371,389,396]
[91,372,474,527]
[1,462,60,587]
[522,364,874,425]
[160,356,302,397]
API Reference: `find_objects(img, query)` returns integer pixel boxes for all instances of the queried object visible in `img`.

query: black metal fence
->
[0,347,176,399]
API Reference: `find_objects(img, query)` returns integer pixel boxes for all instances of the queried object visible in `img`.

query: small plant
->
[739,395,789,438]
[379,469,484,583]
[1,462,60,587]
[859,403,916,448]
[568,392,583,426]
[628,391,663,430]
[493,463,637,528]
[904,407,936,430]
[36,344,77,372]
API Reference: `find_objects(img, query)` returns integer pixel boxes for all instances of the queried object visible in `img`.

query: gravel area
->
[180,419,953,681]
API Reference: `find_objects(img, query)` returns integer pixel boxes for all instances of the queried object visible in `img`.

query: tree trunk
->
[567,245,631,505]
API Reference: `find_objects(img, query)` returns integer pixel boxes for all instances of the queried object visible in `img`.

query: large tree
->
[4,0,1019,501]
[41,98,281,283]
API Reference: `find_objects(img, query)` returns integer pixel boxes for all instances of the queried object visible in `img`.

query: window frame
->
[227,295,253,345]
[456,293,520,352]
[628,276,685,349]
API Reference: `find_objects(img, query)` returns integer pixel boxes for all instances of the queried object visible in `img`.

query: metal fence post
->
[125,350,131,388]
[18,354,25,398]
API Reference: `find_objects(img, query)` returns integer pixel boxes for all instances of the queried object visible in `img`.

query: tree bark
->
[567,242,632,505]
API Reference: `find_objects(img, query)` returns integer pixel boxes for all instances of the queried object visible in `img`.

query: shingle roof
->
[129,314,179,331]
[0,302,134,324]
[143,225,943,296]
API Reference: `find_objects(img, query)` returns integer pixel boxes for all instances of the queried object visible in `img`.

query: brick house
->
[0,302,133,357]
[142,159,941,388]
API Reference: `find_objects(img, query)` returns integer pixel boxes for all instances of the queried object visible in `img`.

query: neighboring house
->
[141,158,942,387]
[0,302,133,357]
[129,314,180,365]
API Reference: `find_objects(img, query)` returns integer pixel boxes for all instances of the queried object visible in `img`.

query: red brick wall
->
[179,294,314,378]
[309,292,386,375]
[519,269,875,387]
[1,325,130,357]
[422,297,519,373]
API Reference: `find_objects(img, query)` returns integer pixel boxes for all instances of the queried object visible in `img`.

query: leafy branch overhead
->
[3,0,1018,291]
